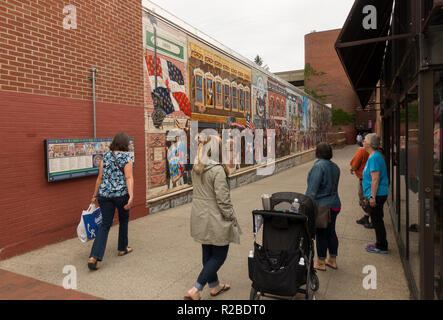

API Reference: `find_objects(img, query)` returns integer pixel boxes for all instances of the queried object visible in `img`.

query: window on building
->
[215,78,222,109]
[270,97,274,116]
[245,88,250,114]
[239,86,244,112]
[223,81,230,110]
[232,83,238,111]
[195,73,203,105]
[205,75,214,107]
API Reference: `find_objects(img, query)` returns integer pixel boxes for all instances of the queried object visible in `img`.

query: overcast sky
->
[148,0,355,73]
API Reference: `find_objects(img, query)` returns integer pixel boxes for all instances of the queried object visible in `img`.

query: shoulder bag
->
[359,197,372,214]
[111,151,125,175]
[315,166,338,229]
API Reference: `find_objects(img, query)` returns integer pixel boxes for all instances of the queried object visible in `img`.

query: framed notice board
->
[45,138,135,182]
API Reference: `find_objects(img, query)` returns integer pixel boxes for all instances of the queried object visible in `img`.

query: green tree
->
[304,63,328,102]
[254,55,263,66]
[332,108,355,126]
[304,63,326,81]
[304,88,328,101]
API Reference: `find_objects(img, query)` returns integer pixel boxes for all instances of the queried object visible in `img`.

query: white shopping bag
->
[77,203,102,243]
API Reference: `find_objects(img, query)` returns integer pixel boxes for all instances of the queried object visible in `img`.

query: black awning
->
[335,0,394,107]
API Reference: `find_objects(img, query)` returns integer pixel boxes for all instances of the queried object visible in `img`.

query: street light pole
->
[89,68,98,138]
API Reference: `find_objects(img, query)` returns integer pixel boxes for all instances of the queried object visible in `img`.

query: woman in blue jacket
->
[306,142,341,271]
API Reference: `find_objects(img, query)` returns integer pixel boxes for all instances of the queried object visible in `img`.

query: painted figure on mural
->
[174,118,193,185]
[296,98,302,131]
[166,132,185,189]
[224,94,230,109]
[239,90,244,112]
[308,101,313,129]
[206,80,214,106]
[299,99,305,132]
[256,92,267,119]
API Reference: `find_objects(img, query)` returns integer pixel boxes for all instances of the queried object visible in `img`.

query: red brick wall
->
[0,0,143,106]
[305,29,361,143]
[0,92,147,260]
[0,0,146,259]
[305,29,360,113]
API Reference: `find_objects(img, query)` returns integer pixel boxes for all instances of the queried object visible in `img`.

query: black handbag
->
[359,197,372,214]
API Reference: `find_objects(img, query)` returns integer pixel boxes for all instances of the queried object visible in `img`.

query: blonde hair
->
[193,134,230,181]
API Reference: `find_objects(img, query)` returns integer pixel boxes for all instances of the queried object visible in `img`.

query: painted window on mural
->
[280,99,284,117]
[215,78,222,109]
[239,86,244,112]
[205,75,214,107]
[223,81,230,110]
[195,73,203,105]
[270,97,274,117]
[232,83,238,111]
[245,88,250,113]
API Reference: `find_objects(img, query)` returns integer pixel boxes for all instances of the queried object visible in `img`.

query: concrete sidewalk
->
[0,145,410,300]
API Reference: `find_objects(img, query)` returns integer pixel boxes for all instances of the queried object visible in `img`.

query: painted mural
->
[142,9,332,200]
[187,39,252,127]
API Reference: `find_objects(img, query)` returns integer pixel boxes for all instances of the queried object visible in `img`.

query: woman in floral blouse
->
[88,132,134,270]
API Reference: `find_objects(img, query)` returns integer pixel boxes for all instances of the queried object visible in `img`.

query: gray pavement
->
[0,145,411,300]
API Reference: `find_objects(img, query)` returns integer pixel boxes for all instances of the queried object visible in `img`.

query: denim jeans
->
[195,244,229,290]
[371,196,388,250]
[90,194,130,261]
[316,209,339,259]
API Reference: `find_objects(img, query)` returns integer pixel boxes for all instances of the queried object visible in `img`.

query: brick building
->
[0,1,147,259]
[304,29,376,144]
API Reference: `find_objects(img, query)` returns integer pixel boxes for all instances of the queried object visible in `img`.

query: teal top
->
[362,151,389,198]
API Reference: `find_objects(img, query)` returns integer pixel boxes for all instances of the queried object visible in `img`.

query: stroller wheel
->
[310,273,319,292]
[249,287,261,300]
[305,279,316,300]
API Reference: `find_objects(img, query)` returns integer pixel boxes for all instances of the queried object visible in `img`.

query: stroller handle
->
[252,209,308,236]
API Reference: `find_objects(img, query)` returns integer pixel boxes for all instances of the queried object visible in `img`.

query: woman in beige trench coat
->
[185,135,241,300]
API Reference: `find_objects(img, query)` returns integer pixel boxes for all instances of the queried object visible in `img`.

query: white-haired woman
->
[185,135,241,300]
[362,133,389,254]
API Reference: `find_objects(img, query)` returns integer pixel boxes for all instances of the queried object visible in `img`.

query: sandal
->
[325,259,338,269]
[184,288,201,300]
[313,260,326,271]
[88,258,99,270]
[118,247,133,256]
[210,284,230,297]
[183,295,201,300]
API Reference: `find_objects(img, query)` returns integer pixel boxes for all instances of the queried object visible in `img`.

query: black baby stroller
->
[248,192,319,300]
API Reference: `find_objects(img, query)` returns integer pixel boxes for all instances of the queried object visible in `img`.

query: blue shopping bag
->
[77,203,103,242]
